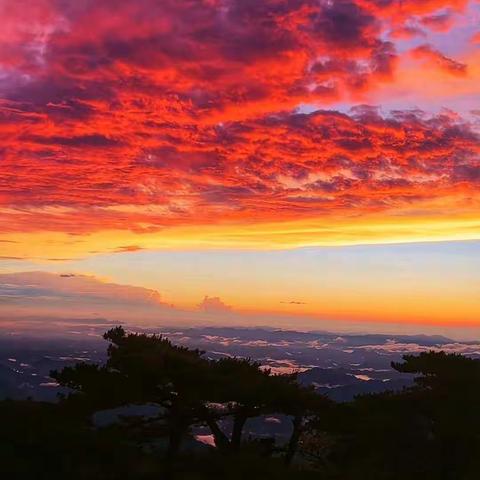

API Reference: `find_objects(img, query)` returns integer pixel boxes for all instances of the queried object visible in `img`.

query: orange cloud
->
[1,107,479,237]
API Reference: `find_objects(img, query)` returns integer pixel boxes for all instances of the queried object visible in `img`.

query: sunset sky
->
[1,0,480,338]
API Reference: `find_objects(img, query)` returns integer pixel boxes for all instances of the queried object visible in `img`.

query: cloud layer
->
[1,0,479,254]
[0,271,169,319]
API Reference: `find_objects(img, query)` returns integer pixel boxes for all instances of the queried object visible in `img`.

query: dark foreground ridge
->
[1,326,479,479]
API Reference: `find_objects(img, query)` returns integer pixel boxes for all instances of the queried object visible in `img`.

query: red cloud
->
[0,0,478,238]
[357,0,470,23]
[1,1,470,123]
[0,0,443,123]
[420,11,456,32]
[1,104,478,234]
[411,44,467,76]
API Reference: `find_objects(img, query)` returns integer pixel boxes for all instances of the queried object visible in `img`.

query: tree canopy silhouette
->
[52,326,329,467]
[2,329,478,479]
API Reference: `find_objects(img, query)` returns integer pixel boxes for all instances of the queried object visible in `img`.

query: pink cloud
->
[198,296,232,313]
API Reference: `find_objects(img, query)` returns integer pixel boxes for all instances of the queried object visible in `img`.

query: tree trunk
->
[285,414,304,466]
[166,422,186,461]
[205,417,231,450]
[231,413,247,450]
[165,416,189,478]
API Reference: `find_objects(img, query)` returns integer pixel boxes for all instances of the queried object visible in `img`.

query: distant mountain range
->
[1,325,478,402]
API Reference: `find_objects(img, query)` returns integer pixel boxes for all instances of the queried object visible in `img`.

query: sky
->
[1,0,480,338]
